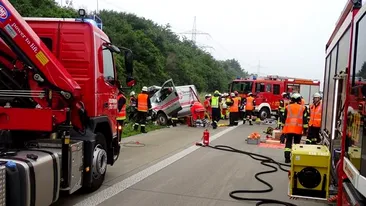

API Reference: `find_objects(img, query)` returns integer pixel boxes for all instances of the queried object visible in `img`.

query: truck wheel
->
[259,107,270,120]
[157,112,168,126]
[83,132,108,193]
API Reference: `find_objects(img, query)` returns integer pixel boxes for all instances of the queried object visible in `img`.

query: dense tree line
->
[9,0,248,92]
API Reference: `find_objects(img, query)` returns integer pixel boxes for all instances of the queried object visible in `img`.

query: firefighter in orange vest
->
[282,93,307,163]
[133,86,152,133]
[227,92,240,126]
[244,92,255,125]
[117,88,127,141]
[306,92,322,144]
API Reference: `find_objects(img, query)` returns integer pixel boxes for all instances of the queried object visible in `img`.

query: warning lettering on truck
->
[0,3,10,23]
[35,51,49,66]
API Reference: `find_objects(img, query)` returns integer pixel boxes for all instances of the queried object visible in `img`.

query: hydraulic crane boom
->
[0,0,82,98]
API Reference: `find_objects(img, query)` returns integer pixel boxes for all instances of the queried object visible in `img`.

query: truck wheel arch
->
[89,116,113,163]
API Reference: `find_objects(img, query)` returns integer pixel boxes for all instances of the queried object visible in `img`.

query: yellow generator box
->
[348,146,361,170]
[289,144,330,200]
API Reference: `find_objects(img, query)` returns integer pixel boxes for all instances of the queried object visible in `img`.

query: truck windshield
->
[231,81,253,94]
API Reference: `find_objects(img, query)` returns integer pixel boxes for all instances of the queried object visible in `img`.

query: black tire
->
[83,132,108,193]
[156,112,168,126]
[258,107,270,120]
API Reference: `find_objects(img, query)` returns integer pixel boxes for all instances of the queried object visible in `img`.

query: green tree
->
[9,0,248,93]
[357,61,366,79]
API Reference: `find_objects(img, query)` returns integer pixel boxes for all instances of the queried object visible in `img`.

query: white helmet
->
[231,92,235,97]
[130,91,135,96]
[142,86,148,92]
[282,92,287,96]
[208,94,212,97]
[313,92,321,98]
[291,93,301,99]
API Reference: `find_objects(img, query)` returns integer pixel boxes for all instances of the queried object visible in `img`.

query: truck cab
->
[0,2,134,204]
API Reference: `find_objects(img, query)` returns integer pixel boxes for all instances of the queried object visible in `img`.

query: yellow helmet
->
[214,90,220,94]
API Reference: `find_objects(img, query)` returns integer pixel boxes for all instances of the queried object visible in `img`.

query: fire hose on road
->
[196,143,297,206]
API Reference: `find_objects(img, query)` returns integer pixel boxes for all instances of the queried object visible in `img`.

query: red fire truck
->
[228,75,320,120]
[320,0,366,204]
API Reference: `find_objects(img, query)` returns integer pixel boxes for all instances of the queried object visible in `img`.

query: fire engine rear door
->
[156,79,182,117]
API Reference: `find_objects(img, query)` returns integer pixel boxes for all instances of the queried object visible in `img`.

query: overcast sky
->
[57,0,355,84]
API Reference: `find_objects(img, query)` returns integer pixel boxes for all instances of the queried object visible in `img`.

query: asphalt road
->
[55,122,330,206]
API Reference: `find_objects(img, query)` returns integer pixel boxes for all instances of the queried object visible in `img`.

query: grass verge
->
[122,121,165,138]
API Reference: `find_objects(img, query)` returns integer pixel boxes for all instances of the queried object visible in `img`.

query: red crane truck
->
[0,0,135,205]
[320,0,366,204]
[228,75,320,120]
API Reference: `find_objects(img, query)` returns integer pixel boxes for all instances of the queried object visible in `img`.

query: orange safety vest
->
[246,96,254,111]
[230,97,239,112]
[283,104,304,135]
[137,93,149,112]
[309,102,322,127]
[117,94,126,120]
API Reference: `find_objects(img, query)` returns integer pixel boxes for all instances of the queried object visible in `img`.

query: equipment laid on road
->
[288,144,331,200]
[195,143,297,206]
[0,0,135,204]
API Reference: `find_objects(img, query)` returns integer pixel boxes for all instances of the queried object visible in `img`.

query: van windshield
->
[231,81,253,94]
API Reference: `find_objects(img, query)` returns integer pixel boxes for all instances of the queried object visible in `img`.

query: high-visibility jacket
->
[211,96,219,108]
[117,94,126,120]
[137,93,149,112]
[309,102,322,127]
[230,97,239,112]
[279,99,289,113]
[283,104,305,135]
[246,96,254,111]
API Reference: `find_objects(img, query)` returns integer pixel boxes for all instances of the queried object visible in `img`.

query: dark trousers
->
[284,133,302,160]
[306,126,321,144]
[211,108,221,129]
[134,111,148,133]
[229,112,239,126]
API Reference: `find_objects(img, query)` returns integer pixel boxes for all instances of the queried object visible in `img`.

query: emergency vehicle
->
[228,75,320,120]
[0,0,135,205]
[319,0,366,204]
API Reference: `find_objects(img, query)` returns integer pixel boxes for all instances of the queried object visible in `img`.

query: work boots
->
[141,126,147,133]
[133,123,139,131]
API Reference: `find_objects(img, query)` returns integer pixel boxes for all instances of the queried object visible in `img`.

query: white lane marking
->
[74,123,242,206]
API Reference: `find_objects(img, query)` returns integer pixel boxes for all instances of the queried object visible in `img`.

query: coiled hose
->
[198,143,298,206]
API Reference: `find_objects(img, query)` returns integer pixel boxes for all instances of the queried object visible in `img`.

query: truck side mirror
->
[124,50,135,87]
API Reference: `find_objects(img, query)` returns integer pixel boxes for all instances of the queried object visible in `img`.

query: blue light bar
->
[75,15,103,30]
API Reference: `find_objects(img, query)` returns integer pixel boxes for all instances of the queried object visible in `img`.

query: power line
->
[179,16,211,44]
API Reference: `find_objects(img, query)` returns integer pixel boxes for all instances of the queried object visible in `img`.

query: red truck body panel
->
[24,18,118,134]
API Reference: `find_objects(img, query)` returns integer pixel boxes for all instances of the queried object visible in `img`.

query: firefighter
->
[244,92,255,125]
[278,92,289,130]
[211,90,222,129]
[300,95,305,106]
[204,94,212,119]
[230,92,241,125]
[221,93,228,119]
[134,86,152,133]
[282,93,308,163]
[128,91,137,121]
[306,92,322,144]
[117,88,127,141]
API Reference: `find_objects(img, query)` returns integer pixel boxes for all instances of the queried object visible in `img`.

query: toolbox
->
[247,138,260,145]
